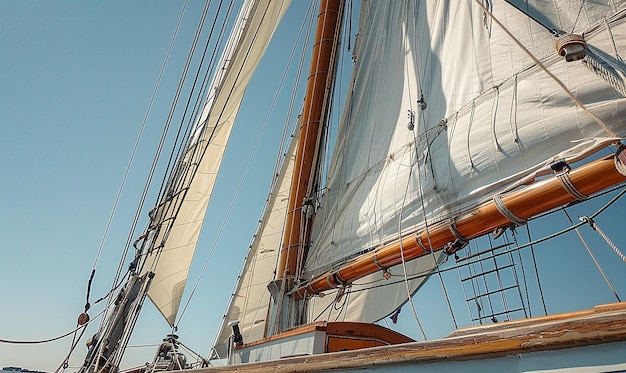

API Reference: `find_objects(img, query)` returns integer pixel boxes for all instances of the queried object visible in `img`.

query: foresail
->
[143,0,291,326]
[212,135,298,359]
[305,1,626,321]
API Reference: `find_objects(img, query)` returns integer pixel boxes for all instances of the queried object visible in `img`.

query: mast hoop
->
[493,194,527,226]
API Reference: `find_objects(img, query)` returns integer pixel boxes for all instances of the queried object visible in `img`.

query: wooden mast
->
[276,0,343,281]
[293,148,626,298]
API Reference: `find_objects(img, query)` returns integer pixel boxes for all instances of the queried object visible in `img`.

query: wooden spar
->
[276,0,343,279]
[292,148,626,298]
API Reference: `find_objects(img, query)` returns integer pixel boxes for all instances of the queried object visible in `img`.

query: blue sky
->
[1,1,625,372]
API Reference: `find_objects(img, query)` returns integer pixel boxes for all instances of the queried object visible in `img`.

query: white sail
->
[304,0,626,323]
[211,135,298,359]
[143,0,291,326]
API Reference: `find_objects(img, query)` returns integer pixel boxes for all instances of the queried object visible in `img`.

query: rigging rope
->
[510,228,532,317]
[56,326,88,373]
[523,224,548,315]
[0,307,105,345]
[176,1,316,328]
[565,211,622,302]
[460,187,626,268]
[397,117,429,340]
[162,0,239,327]
[583,217,626,263]
[84,0,188,319]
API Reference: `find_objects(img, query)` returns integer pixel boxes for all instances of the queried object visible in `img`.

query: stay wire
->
[142,0,233,289]
[154,0,222,203]
[140,0,233,291]
[174,0,235,176]
[85,0,188,314]
[523,223,548,315]
[564,209,622,301]
[130,0,215,288]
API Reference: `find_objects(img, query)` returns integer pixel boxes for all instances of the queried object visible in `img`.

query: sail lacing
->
[493,194,527,226]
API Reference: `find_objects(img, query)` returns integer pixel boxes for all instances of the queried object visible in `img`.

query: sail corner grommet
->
[555,33,586,62]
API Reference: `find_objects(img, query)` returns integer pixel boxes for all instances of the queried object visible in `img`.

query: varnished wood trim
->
[235,321,413,350]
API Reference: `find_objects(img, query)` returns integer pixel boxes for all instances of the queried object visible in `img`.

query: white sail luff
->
[144,0,292,326]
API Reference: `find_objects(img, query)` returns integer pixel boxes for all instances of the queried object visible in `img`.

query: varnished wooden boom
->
[293,149,626,298]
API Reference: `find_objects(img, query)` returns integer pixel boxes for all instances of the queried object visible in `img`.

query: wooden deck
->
[194,302,626,372]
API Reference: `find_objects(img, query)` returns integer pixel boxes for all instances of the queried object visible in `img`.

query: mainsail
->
[301,0,626,298]
[141,0,291,326]
[213,0,626,353]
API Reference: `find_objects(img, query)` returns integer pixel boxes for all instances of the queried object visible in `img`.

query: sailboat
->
[47,0,626,371]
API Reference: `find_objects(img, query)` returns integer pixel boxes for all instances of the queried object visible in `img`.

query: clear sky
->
[1,1,625,372]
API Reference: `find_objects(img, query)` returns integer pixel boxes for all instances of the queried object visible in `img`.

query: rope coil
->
[555,33,586,57]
